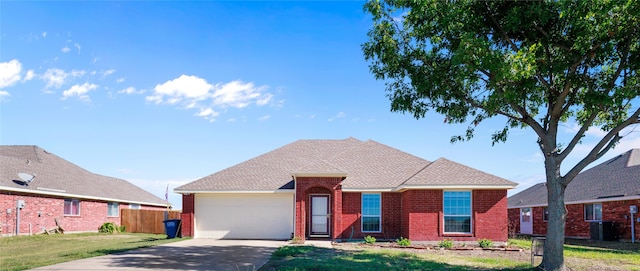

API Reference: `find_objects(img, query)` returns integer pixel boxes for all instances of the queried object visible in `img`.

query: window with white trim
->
[584,203,602,221]
[107,202,119,217]
[129,203,141,210]
[64,199,80,216]
[543,207,549,221]
[443,191,471,233]
[362,193,381,232]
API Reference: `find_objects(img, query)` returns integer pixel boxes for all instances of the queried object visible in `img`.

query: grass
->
[259,238,640,271]
[259,245,531,271]
[0,232,186,271]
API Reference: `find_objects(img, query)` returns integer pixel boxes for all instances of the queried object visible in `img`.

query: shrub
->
[438,238,454,249]
[363,235,376,245]
[478,238,493,248]
[119,225,126,233]
[98,222,119,234]
[396,237,411,247]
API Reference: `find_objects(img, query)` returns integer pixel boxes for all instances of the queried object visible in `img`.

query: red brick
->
[1,191,164,235]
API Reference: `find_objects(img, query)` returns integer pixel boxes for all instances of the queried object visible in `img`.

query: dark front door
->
[310,195,330,236]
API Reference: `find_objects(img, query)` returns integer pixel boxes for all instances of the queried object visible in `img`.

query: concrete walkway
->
[30,239,287,271]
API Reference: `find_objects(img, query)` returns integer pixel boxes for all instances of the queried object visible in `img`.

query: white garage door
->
[195,193,294,239]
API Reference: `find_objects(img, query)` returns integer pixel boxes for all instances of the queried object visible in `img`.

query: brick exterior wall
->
[1,191,163,235]
[338,192,402,241]
[473,190,509,242]
[508,199,640,241]
[401,190,442,240]
[507,208,520,236]
[180,193,195,237]
[398,189,508,242]
[294,177,343,241]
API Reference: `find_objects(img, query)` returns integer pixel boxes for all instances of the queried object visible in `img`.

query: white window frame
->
[443,190,472,234]
[584,203,602,221]
[107,202,119,217]
[64,199,80,216]
[543,207,549,221]
[361,193,381,233]
[129,203,141,210]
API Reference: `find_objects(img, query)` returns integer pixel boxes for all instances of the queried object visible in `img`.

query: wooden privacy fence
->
[121,209,181,234]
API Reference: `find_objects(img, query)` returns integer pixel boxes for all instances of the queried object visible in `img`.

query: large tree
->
[362,1,640,270]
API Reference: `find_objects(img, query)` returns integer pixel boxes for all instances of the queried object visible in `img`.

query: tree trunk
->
[542,155,568,271]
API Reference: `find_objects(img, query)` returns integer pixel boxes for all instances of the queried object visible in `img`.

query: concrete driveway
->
[30,239,287,271]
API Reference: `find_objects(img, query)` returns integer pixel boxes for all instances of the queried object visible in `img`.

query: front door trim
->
[309,194,330,237]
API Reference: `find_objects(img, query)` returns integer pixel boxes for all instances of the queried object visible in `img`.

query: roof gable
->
[0,145,168,206]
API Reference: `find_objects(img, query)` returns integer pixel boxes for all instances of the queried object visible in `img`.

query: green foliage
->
[119,225,126,233]
[395,237,411,247]
[478,238,493,248]
[363,2,640,269]
[438,239,454,249]
[362,0,640,146]
[98,222,119,234]
[364,235,377,245]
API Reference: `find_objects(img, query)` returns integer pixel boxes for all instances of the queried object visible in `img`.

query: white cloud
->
[0,59,22,88]
[41,68,85,89]
[92,57,99,64]
[0,90,10,97]
[118,86,144,95]
[116,77,125,83]
[103,69,116,77]
[147,75,274,121]
[195,108,219,122]
[42,32,47,38]
[61,46,71,53]
[62,82,98,102]
[212,80,269,108]
[227,118,236,122]
[258,115,271,121]
[24,70,36,81]
[328,112,346,122]
[74,43,81,54]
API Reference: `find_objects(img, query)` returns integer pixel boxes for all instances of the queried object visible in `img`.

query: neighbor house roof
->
[508,149,640,208]
[0,145,169,207]
[175,138,516,193]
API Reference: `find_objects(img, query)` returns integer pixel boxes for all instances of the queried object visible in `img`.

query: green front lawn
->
[0,233,185,271]
[259,238,640,271]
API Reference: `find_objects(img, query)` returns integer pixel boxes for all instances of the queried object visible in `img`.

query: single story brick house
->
[0,145,169,235]
[175,138,517,242]
[508,149,640,241]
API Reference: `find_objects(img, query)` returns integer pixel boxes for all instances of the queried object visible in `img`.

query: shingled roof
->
[508,149,640,208]
[175,138,516,192]
[0,145,168,206]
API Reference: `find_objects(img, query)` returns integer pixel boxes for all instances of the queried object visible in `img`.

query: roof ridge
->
[399,160,433,186]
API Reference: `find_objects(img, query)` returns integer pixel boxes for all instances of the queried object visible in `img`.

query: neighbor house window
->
[443,191,472,233]
[107,202,119,217]
[362,193,381,232]
[64,199,80,216]
[543,207,549,221]
[584,203,602,221]
[129,203,141,209]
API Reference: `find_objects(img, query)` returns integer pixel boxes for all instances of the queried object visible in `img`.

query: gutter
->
[1,185,168,207]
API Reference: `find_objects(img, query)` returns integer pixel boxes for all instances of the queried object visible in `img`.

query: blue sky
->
[2,1,639,210]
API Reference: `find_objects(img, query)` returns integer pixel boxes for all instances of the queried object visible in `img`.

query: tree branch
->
[557,110,598,161]
[561,107,640,186]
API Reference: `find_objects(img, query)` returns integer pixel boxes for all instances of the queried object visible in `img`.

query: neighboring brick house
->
[175,138,517,243]
[0,146,169,235]
[508,149,640,241]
